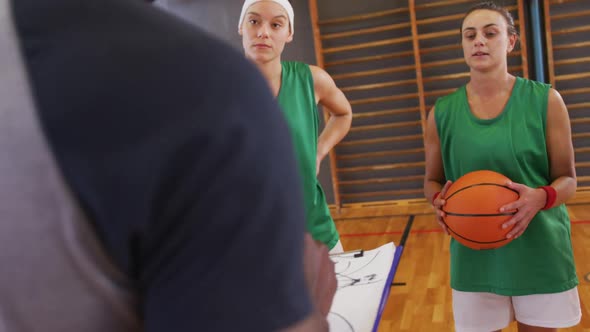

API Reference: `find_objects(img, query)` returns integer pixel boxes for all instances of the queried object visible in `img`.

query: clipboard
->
[327,242,398,332]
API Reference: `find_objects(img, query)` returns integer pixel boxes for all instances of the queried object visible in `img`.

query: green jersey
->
[435,77,578,295]
[277,61,339,249]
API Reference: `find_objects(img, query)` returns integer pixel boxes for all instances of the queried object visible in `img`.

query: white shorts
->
[329,240,343,254]
[452,287,581,332]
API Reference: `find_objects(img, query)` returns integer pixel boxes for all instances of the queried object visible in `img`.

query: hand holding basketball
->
[433,180,453,235]
[441,170,520,250]
[499,181,547,239]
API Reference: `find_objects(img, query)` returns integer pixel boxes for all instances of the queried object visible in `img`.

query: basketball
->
[441,170,519,250]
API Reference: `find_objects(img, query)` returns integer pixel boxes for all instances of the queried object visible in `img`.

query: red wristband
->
[540,186,557,210]
[432,191,441,204]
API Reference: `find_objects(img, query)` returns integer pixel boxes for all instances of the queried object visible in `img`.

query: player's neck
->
[468,69,514,99]
[255,58,283,97]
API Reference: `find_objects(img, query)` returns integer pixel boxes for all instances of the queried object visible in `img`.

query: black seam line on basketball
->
[442,218,508,244]
[444,182,519,200]
[442,211,517,217]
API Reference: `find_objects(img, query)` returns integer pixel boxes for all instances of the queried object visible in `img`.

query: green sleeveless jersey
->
[277,61,339,249]
[435,77,578,295]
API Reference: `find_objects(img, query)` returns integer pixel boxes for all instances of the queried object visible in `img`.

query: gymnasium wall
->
[155,0,590,206]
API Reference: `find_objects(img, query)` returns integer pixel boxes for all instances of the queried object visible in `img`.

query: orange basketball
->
[441,170,519,250]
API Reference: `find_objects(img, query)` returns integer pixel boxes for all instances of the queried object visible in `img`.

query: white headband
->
[238,0,294,33]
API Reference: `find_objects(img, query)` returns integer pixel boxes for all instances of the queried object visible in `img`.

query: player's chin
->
[469,61,495,72]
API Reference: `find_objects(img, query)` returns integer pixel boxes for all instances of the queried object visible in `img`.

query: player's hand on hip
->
[433,180,452,235]
[499,181,546,239]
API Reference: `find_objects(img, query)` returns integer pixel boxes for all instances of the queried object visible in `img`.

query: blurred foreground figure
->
[0,0,334,331]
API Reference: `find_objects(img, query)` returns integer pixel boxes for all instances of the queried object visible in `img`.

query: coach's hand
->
[303,233,337,317]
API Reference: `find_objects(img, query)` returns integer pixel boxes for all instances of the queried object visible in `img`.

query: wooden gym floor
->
[333,199,590,332]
